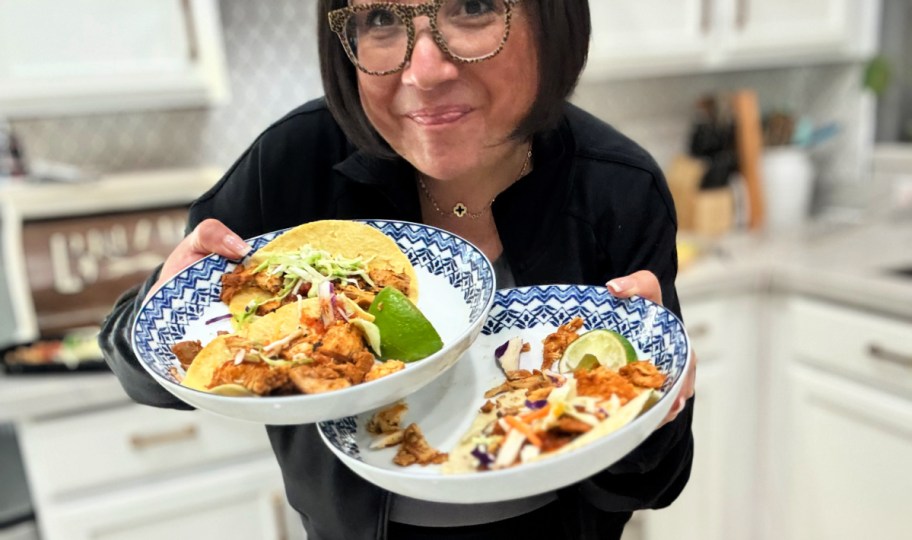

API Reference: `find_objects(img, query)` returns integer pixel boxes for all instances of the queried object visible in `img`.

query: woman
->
[100,1,696,538]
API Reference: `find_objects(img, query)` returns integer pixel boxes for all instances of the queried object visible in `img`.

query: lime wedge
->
[558,329,638,374]
[368,287,443,363]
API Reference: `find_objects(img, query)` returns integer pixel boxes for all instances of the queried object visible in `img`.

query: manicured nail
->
[225,235,251,257]
[606,279,629,294]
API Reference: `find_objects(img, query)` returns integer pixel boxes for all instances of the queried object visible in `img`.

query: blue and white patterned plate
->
[318,284,691,503]
[131,220,495,424]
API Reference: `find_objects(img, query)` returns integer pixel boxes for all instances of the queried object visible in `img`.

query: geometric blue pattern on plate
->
[482,285,688,393]
[319,284,690,461]
[132,220,495,386]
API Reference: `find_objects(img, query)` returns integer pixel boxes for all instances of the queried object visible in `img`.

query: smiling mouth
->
[407,107,472,126]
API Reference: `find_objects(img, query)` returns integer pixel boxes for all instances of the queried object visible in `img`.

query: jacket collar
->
[330,113,573,275]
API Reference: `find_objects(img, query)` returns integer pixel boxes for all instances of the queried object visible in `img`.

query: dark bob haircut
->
[317,0,591,158]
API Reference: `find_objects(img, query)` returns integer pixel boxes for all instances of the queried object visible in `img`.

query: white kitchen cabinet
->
[0,0,229,117]
[586,0,709,77]
[784,366,912,540]
[625,295,762,540]
[41,458,299,540]
[17,402,304,540]
[585,0,880,79]
[721,0,874,63]
[768,296,912,540]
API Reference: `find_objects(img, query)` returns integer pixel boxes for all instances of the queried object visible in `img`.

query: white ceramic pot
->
[761,147,815,232]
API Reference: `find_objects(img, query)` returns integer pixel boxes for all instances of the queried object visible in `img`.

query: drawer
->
[19,403,272,499]
[789,297,912,396]
[680,299,727,362]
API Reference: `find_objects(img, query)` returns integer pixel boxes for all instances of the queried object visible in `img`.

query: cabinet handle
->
[868,344,912,368]
[688,323,711,340]
[180,0,200,62]
[129,424,198,450]
[735,0,749,30]
[700,0,712,34]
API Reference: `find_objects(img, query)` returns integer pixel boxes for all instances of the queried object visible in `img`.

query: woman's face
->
[353,1,540,181]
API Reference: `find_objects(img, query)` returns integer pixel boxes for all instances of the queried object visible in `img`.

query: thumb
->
[605,270,663,305]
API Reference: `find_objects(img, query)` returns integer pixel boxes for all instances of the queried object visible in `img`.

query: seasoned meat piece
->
[367,402,408,434]
[220,266,255,303]
[208,362,294,396]
[253,270,284,295]
[339,284,377,310]
[484,370,553,399]
[393,424,448,466]
[330,358,370,385]
[574,366,639,404]
[364,360,405,382]
[292,377,351,394]
[312,322,369,363]
[369,430,405,449]
[288,363,352,394]
[255,298,285,316]
[538,431,574,453]
[289,363,339,378]
[480,400,495,413]
[554,417,593,434]
[541,317,584,370]
[526,386,553,402]
[368,268,411,298]
[619,361,667,389]
[279,338,316,363]
[170,340,203,369]
[331,350,376,385]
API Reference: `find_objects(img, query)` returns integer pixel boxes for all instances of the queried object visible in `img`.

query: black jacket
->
[100,98,693,540]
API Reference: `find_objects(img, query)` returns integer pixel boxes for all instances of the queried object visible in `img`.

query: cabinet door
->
[41,458,303,540]
[641,359,724,540]
[585,0,710,78]
[0,0,228,117]
[785,367,912,540]
[638,296,760,540]
[722,0,854,59]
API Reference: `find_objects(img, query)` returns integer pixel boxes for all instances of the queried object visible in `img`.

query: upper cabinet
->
[587,0,710,76]
[585,0,882,80]
[0,0,229,118]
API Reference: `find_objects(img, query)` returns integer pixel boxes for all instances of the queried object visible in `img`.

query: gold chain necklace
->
[417,143,532,220]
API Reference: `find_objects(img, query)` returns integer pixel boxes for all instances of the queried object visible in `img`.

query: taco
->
[179,291,409,397]
[441,318,665,473]
[220,220,418,327]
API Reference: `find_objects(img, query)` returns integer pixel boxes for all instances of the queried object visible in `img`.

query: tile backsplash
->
[9,0,874,210]
[10,0,323,173]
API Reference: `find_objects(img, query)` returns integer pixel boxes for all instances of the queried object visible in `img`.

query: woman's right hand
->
[144,219,251,302]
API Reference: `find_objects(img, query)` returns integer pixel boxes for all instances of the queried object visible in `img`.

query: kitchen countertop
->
[0,167,222,219]
[677,215,912,318]
[0,372,129,423]
[2,217,910,423]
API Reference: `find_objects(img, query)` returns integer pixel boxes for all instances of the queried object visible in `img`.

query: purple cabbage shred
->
[470,446,494,467]
[525,399,548,410]
[205,313,233,325]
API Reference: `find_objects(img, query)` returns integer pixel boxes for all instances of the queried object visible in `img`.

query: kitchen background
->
[1,1,911,540]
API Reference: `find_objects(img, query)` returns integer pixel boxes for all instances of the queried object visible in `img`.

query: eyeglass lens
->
[343,0,508,73]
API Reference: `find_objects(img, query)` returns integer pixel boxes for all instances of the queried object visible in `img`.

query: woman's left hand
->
[606,271,697,427]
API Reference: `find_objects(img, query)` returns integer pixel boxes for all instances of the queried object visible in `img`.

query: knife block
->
[693,187,735,236]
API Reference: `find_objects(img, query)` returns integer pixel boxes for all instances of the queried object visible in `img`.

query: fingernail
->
[606,278,629,294]
[225,235,251,257]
